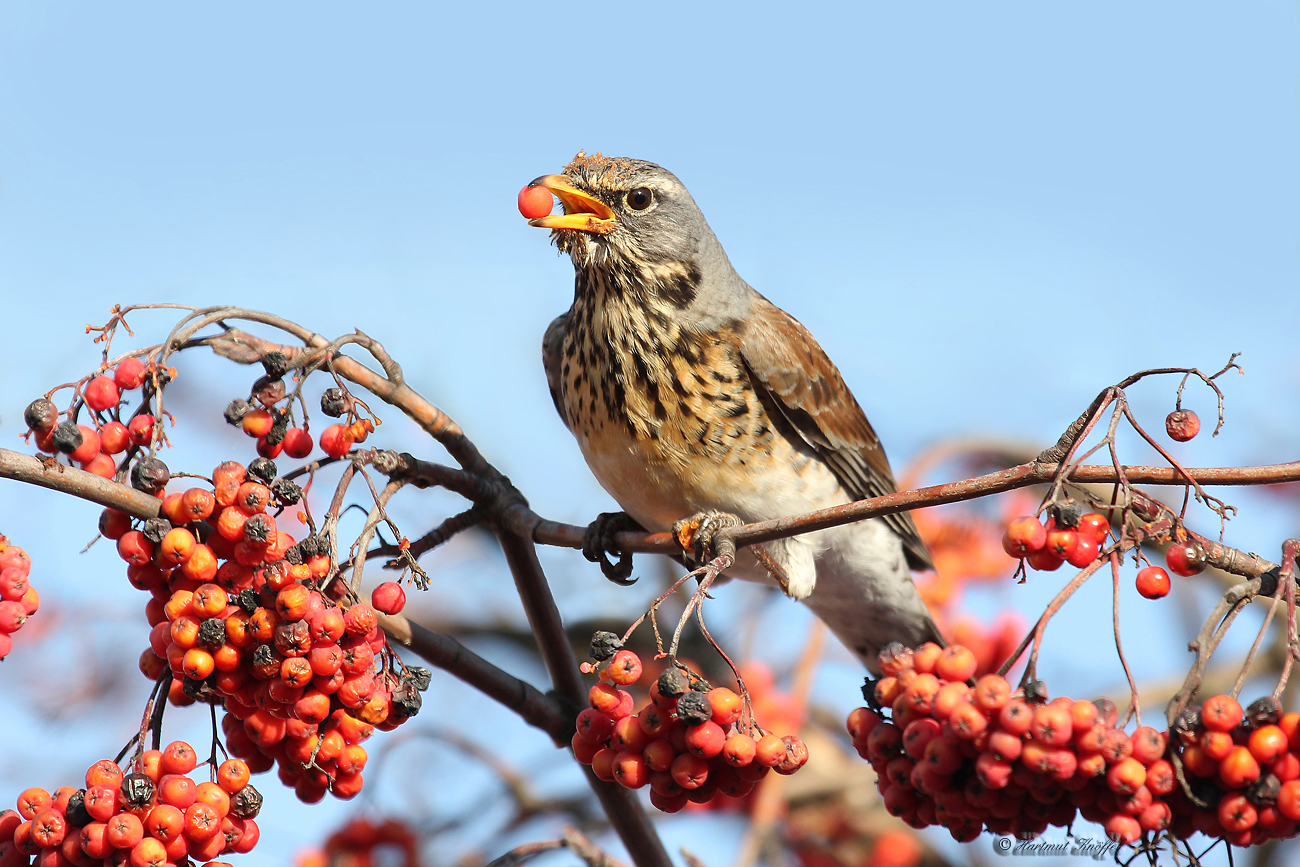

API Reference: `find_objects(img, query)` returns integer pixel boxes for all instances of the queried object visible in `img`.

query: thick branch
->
[0,448,162,519]
[518,459,1300,556]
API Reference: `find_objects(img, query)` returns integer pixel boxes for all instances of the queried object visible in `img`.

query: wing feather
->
[738,298,934,572]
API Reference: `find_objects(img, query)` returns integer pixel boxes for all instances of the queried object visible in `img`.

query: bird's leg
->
[581,511,643,585]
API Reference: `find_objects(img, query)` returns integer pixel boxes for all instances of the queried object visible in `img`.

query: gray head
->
[527,152,751,318]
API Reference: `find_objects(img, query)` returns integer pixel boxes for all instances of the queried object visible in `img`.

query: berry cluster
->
[0,540,39,661]
[98,458,428,804]
[1169,694,1300,846]
[1002,508,1208,600]
[224,376,376,462]
[0,745,260,865]
[1000,509,1110,573]
[295,816,418,867]
[849,642,1300,849]
[24,358,158,479]
[571,635,808,813]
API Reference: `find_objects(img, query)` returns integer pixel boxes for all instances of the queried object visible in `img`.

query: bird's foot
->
[582,511,643,585]
[672,510,794,594]
[672,510,742,569]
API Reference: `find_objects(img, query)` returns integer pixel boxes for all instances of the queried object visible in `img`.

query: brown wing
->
[542,312,571,428]
[737,297,934,572]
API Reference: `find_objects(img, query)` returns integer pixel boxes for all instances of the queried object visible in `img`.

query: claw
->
[582,511,642,585]
[672,510,741,567]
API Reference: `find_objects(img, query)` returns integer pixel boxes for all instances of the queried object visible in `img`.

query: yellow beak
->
[526,175,615,234]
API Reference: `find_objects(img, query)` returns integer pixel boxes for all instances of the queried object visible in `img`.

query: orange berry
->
[604,649,642,685]
[1219,745,1261,789]
[241,409,273,439]
[755,734,787,767]
[1202,694,1244,732]
[707,687,742,726]
[935,644,977,682]
[1249,724,1289,765]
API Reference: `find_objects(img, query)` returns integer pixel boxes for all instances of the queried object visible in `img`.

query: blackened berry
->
[588,630,622,662]
[198,617,227,650]
[224,398,251,426]
[65,790,92,828]
[261,351,290,378]
[131,457,170,493]
[230,784,263,819]
[119,773,156,809]
[321,388,349,417]
[406,666,432,691]
[675,689,713,727]
[247,457,278,484]
[271,477,302,507]
[52,421,83,454]
[24,398,58,433]
[657,668,688,699]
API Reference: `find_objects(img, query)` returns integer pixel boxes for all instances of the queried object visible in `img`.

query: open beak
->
[526,175,615,234]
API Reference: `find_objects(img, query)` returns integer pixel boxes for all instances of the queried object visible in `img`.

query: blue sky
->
[1,3,1297,865]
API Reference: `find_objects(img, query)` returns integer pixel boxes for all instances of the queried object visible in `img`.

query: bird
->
[527,152,943,673]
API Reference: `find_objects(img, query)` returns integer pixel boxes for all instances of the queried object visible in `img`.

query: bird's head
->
[527,153,737,308]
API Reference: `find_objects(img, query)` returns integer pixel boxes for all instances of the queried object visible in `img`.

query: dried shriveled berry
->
[657,669,688,699]
[261,351,291,378]
[1049,502,1081,529]
[1166,410,1201,442]
[270,477,302,506]
[224,399,251,426]
[252,375,287,408]
[51,421,84,454]
[675,690,713,727]
[141,517,173,544]
[391,681,422,718]
[197,618,226,651]
[119,774,155,809]
[24,399,58,433]
[589,631,622,662]
[247,457,278,484]
[320,388,349,417]
[229,784,262,819]
[131,457,170,493]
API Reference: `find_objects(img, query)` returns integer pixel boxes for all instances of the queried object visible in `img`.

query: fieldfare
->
[528,152,943,673]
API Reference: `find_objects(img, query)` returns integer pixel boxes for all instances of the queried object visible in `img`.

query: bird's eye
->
[625,187,654,211]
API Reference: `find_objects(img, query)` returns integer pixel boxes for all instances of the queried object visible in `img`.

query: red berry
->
[241,410,273,439]
[114,357,147,390]
[1025,547,1064,572]
[69,425,101,464]
[517,185,554,220]
[1001,516,1047,557]
[1077,512,1110,543]
[605,649,642,686]
[320,425,354,459]
[1066,532,1100,567]
[1166,409,1201,442]
[370,582,406,615]
[98,421,130,454]
[1166,541,1206,577]
[282,428,313,459]
[127,414,155,447]
[1044,528,1079,559]
[84,377,121,412]
[1135,566,1171,599]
